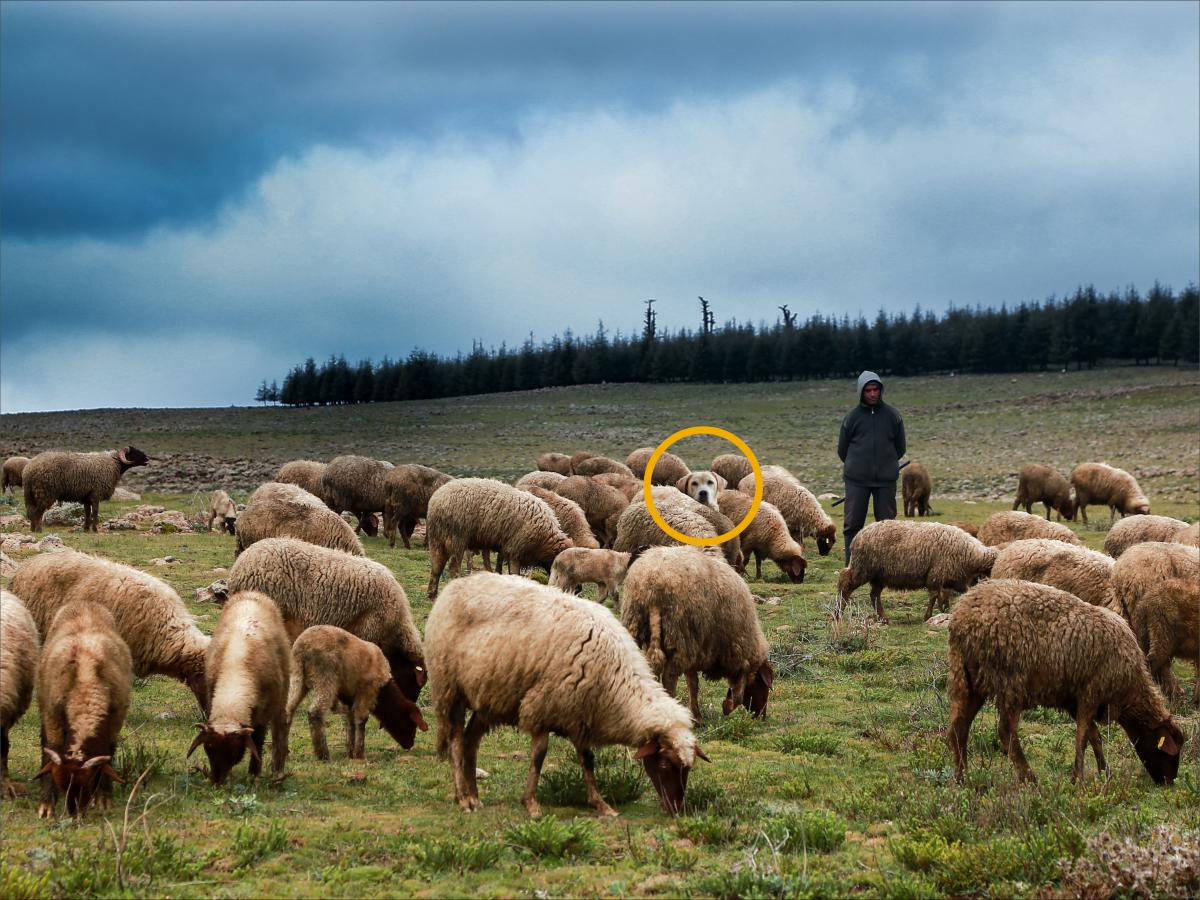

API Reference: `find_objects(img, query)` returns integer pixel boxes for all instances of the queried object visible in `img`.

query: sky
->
[1,1,1197,412]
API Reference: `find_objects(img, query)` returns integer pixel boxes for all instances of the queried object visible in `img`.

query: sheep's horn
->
[41,747,63,766]
[186,733,206,758]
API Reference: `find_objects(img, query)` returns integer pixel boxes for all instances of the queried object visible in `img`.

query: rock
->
[195,579,228,603]
[475,767,490,779]
[818,492,837,500]
[111,487,141,500]
[0,514,27,529]
[762,596,782,606]
[926,613,952,628]
[149,556,180,566]
[35,534,66,553]
[43,504,84,525]
[775,624,793,633]
[0,551,17,577]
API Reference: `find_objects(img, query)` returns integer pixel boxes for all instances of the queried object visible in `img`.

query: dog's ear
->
[675,474,691,492]
[714,473,728,491]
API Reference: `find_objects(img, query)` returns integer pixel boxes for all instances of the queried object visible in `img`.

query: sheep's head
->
[634,732,709,815]
[386,653,427,702]
[1128,498,1151,516]
[359,513,380,537]
[223,516,237,535]
[779,553,807,583]
[1128,719,1185,785]
[723,662,775,718]
[372,680,430,749]
[1058,495,1077,521]
[188,724,257,785]
[116,446,150,471]
[535,533,573,571]
[35,749,124,817]
[816,525,837,557]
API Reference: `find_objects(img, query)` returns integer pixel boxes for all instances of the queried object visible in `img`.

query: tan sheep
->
[947,579,1185,785]
[548,547,639,605]
[10,550,210,712]
[569,450,599,471]
[286,626,429,760]
[710,454,753,489]
[1013,463,1076,521]
[902,462,933,517]
[626,448,690,485]
[383,464,453,549]
[189,591,291,784]
[717,490,806,582]
[1,590,39,798]
[1174,522,1200,547]
[573,456,635,478]
[522,486,600,550]
[425,572,706,817]
[514,470,567,492]
[2,456,29,495]
[1070,462,1150,524]
[738,469,837,556]
[275,460,331,504]
[613,488,743,570]
[235,481,365,557]
[23,447,150,532]
[950,521,980,538]
[536,452,573,475]
[554,475,630,546]
[622,546,774,720]
[977,510,1082,547]
[592,472,643,501]
[1103,514,1190,559]
[207,489,238,534]
[991,539,1115,609]
[837,520,997,622]
[323,455,394,536]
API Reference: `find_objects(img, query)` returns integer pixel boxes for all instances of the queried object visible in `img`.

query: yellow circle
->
[643,426,763,546]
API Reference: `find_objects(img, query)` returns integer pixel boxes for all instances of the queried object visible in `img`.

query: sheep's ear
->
[675,474,690,492]
[759,662,776,688]
[633,740,661,760]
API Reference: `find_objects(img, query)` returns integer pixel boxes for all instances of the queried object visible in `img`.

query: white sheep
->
[1,590,39,798]
[716,489,807,582]
[738,468,837,556]
[23,447,150,532]
[1103,514,1191,559]
[235,481,364,557]
[1070,462,1151,524]
[991,539,1116,610]
[977,510,1083,547]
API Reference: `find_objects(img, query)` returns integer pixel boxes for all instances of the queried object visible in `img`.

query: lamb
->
[738,468,837,556]
[383,463,453,549]
[902,462,933,517]
[10,550,209,711]
[275,460,331,504]
[1103,514,1191,559]
[225,538,427,711]
[676,470,725,509]
[207,489,238,534]
[991,539,1116,609]
[613,488,743,570]
[323,455,394,536]
[717,490,806,582]
[710,454,753,489]
[522,486,600,550]
[1174,523,1200,548]
[514,470,567,492]
[836,520,997,622]
[1013,463,1076,521]
[537,452,573,475]
[592,472,643,501]
[947,579,1185,785]
[425,479,574,599]
[2,456,29,494]
[286,626,429,759]
[234,481,365,557]
[573,456,635,478]
[548,547,639,605]
[1,591,39,798]
[1070,462,1151,524]
[189,591,290,784]
[554,475,630,546]
[425,572,707,817]
[627,447,690,485]
[977,510,1082,547]
[35,601,132,818]
[23,446,150,532]
[1110,542,1200,703]
[622,546,774,720]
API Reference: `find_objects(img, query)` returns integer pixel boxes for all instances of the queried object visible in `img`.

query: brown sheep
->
[554,475,630,546]
[23,447,150,532]
[1070,462,1150,524]
[536,452,573,475]
[382,464,453,549]
[977,510,1082,547]
[626,448,690,485]
[2,456,29,495]
[1103,514,1190,559]
[710,454,753,489]
[323,455,393,536]
[1013,463,1076,521]
[716,490,806,582]
[902,462,933,516]
[573,456,635,478]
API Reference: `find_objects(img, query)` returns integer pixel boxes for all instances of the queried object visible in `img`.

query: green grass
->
[1,367,1198,897]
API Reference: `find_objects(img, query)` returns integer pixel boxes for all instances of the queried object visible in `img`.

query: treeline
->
[260,282,1198,406]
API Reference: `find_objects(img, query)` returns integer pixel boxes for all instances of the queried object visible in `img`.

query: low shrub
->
[407,835,504,874]
[537,747,645,809]
[505,817,597,861]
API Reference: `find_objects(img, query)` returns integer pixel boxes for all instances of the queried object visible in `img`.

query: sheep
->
[23,446,150,532]
[514,470,567,492]
[947,579,1186,785]
[10,550,210,712]
[717,490,807,582]
[1071,462,1151,524]
[836,520,997,622]
[622,546,775,721]
[548,547,640,605]
[425,479,573,599]
[323,455,394,537]
[1110,542,1200,703]
[207,489,238,534]
[627,447,690,485]
[573,456,635,478]
[738,468,837,556]
[522,486,600,550]
[977,510,1082,547]
[286,626,429,760]
[1013,463,1076,521]
[1174,522,1200,548]
[554,475,630,546]
[569,450,599,471]
[35,601,132,818]
[275,459,330,504]
[951,521,980,537]
[225,538,427,712]
[710,453,753,489]
[991,539,1115,609]
[676,470,726,509]
[1,590,39,798]
[537,452,573,475]
[189,591,290,784]
[382,463,453,549]
[2,456,29,495]
[902,462,933,517]
[1103,514,1191,559]
[613,488,743,570]
[425,572,707,817]
[592,472,642,501]
[235,481,365,557]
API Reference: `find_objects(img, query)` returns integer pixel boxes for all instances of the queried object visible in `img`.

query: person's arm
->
[894,412,906,460]
[838,416,850,462]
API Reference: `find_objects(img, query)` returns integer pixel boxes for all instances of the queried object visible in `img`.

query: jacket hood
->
[856,371,884,402]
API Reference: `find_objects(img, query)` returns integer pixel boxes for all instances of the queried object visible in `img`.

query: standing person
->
[838,371,905,564]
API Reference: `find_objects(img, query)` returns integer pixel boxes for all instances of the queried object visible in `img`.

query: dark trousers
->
[842,481,897,564]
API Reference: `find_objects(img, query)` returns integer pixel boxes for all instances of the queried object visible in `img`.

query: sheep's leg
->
[754,550,763,580]
[1072,709,1096,782]
[446,703,478,811]
[997,704,1035,784]
[686,671,702,720]
[306,687,333,760]
[870,580,889,624]
[482,549,493,572]
[1086,722,1107,775]
[248,724,266,779]
[427,544,448,600]
[521,731,550,818]
[37,770,57,819]
[661,670,680,704]
[597,582,609,603]
[270,712,289,776]
[461,711,488,806]
[923,588,938,621]
[350,698,372,759]
[1078,503,1089,525]
[1,728,16,799]
[575,745,618,817]
[947,689,984,783]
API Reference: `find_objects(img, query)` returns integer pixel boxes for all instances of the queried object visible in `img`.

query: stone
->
[926,613,952,628]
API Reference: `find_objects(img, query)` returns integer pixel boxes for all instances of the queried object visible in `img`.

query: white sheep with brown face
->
[1070,462,1150,524]
[22,447,149,532]
[737,467,837,556]
[716,490,807,583]
[1,590,39,799]
[234,481,364,557]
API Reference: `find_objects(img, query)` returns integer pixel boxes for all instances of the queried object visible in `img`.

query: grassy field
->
[1,366,1198,898]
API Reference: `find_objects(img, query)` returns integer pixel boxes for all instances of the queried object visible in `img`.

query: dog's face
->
[676,471,726,509]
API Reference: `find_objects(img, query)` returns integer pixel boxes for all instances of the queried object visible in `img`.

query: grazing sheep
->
[710,454,753,489]
[627,448,690,485]
[947,579,1185,785]
[383,464,453,549]
[573,456,635,478]
[522,486,600,550]
[622,546,774,720]
[554,475,630,546]
[548,547,640,605]
[207,489,238,534]
[23,446,150,532]
[1174,522,1200,547]
[902,462,933,517]
[1,591,39,798]
[323,455,394,537]
[1103,514,1191,559]
[951,521,980,537]
[717,490,806,582]
[2,456,29,495]
[537,452,573,475]
[425,572,706,817]
[286,626,429,759]
[837,520,997,622]
[613,488,743,570]
[11,550,209,711]
[276,460,330,504]
[225,538,427,709]
[1110,542,1200,703]
[1070,462,1151,524]
[36,601,132,818]
[189,591,290,784]
[569,451,599,471]
[425,479,573,599]
[592,472,643,501]
[1013,463,1076,521]
[677,471,725,509]
[977,510,1082,547]
[991,539,1115,609]
[235,481,364,557]
[514,470,567,492]
[738,469,837,556]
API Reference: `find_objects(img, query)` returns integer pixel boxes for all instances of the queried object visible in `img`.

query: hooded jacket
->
[838,371,905,486]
